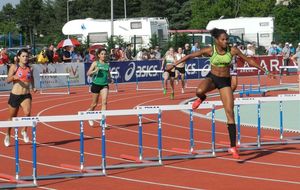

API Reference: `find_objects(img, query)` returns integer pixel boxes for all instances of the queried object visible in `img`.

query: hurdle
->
[235,94,300,147]
[136,70,164,91]
[0,75,10,97]
[189,98,263,154]
[0,120,37,189]
[79,108,163,170]
[238,67,266,97]
[136,104,216,161]
[39,73,70,95]
[279,66,298,85]
[185,68,210,89]
[109,71,119,92]
[12,114,106,181]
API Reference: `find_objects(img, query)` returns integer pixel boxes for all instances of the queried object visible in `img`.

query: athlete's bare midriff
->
[11,81,31,95]
[210,65,231,77]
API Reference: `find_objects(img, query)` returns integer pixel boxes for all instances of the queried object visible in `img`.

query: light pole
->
[124,0,127,19]
[67,0,75,22]
[111,0,114,37]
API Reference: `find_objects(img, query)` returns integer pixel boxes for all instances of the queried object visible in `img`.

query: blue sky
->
[0,0,20,10]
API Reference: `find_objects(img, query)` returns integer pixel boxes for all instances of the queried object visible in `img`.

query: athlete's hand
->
[12,75,19,81]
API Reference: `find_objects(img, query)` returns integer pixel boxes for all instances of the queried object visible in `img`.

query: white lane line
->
[107,175,205,190]
[166,165,300,185]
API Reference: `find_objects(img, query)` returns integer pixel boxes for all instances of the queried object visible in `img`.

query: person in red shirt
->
[4,49,37,147]
[0,48,10,66]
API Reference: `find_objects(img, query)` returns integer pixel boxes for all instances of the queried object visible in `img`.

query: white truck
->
[206,17,274,48]
[62,17,169,48]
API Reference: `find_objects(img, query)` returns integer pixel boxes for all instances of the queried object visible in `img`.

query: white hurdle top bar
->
[136,70,164,74]
[79,108,160,117]
[40,73,70,77]
[0,120,36,128]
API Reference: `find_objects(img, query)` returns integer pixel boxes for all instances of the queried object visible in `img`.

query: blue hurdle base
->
[86,162,162,170]
[19,171,105,181]
[0,183,37,189]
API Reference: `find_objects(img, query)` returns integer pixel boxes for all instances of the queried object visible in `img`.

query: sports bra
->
[15,64,32,82]
[165,54,175,65]
[210,45,232,67]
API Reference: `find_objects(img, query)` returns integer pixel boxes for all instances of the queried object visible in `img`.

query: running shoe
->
[228,147,240,159]
[170,92,174,100]
[4,135,10,147]
[88,120,94,127]
[192,98,202,109]
[163,88,167,95]
[21,130,29,143]
[181,88,184,94]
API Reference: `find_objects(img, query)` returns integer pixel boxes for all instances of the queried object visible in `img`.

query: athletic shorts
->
[8,93,32,108]
[206,72,231,89]
[175,67,185,74]
[91,83,108,94]
[167,71,175,78]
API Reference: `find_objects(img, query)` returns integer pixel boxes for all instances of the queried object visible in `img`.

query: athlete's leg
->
[219,86,239,158]
[170,76,175,99]
[20,98,32,143]
[100,87,109,110]
[180,72,185,93]
[231,75,238,92]
[4,105,19,146]
[192,78,216,109]
[88,93,100,111]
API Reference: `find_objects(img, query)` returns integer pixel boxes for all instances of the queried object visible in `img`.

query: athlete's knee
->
[196,88,205,97]
[23,110,31,116]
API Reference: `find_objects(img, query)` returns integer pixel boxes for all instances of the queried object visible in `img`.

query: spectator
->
[245,44,255,56]
[46,44,54,63]
[0,48,10,66]
[149,48,156,59]
[37,49,49,64]
[124,43,133,60]
[191,42,200,53]
[296,43,300,54]
[154,46,161,59]
[183,43,191,55]
[268,41,278,55]
[53,48,60,63]
[281,42,291,75]
[62,46,72,62]
[290,43,295,55]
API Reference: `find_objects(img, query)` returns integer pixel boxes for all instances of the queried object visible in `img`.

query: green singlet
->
[92,61,109,85]
[210,45,232,67]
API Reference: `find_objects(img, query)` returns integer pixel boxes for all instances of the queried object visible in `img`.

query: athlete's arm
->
[6,64,19,83]
[173,47,212,67]
[87,61,98,76]
[232,47,275,78]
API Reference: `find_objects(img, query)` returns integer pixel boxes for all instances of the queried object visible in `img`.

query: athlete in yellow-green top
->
[170,28,275,159]
[86,48,112,127]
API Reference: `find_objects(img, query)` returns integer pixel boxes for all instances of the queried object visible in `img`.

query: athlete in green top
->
[170,28,275,159]
[86,48,112,127]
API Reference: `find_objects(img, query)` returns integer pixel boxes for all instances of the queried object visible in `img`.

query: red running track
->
[0,75,299,190]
